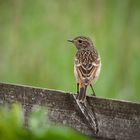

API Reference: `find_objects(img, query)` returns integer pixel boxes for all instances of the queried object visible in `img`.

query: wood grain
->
[0,82,140,140]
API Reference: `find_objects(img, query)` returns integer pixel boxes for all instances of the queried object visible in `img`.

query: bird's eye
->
[78,39,82,43]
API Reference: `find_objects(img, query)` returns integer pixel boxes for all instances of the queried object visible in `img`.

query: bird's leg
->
[90,84,96,96]
[76,83,79,99]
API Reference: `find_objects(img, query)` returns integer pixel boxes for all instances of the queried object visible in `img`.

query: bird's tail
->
[76,85,87,102]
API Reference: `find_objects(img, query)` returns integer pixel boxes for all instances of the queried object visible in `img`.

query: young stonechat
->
[68,36,101,102]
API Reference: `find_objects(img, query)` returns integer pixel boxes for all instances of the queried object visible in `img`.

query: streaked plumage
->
[68,36,101,102]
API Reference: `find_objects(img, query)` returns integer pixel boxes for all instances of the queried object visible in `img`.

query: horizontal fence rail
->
[0,82,140,140]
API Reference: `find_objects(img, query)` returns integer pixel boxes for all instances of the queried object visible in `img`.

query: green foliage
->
[0,104,88,140]
[0,0,140,102]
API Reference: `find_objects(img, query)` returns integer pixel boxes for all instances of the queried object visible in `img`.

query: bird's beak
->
[67,39,74,43]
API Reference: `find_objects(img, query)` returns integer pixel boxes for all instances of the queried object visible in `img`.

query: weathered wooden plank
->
[0,82,140,140]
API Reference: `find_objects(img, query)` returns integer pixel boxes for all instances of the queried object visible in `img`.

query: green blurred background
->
[0,0,140,102]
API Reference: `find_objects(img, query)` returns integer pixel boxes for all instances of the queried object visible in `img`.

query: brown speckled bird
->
[68,36,101,102]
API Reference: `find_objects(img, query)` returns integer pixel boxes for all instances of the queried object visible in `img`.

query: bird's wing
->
[75,49,100,85]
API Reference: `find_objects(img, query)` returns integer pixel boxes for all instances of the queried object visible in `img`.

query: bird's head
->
[68,36,94,50]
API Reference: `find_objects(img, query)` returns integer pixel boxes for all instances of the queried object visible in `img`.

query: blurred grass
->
[0,104,88,140]
[0,0,140,102]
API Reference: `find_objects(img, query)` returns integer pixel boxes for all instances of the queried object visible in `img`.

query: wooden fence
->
[0,82,140,140]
